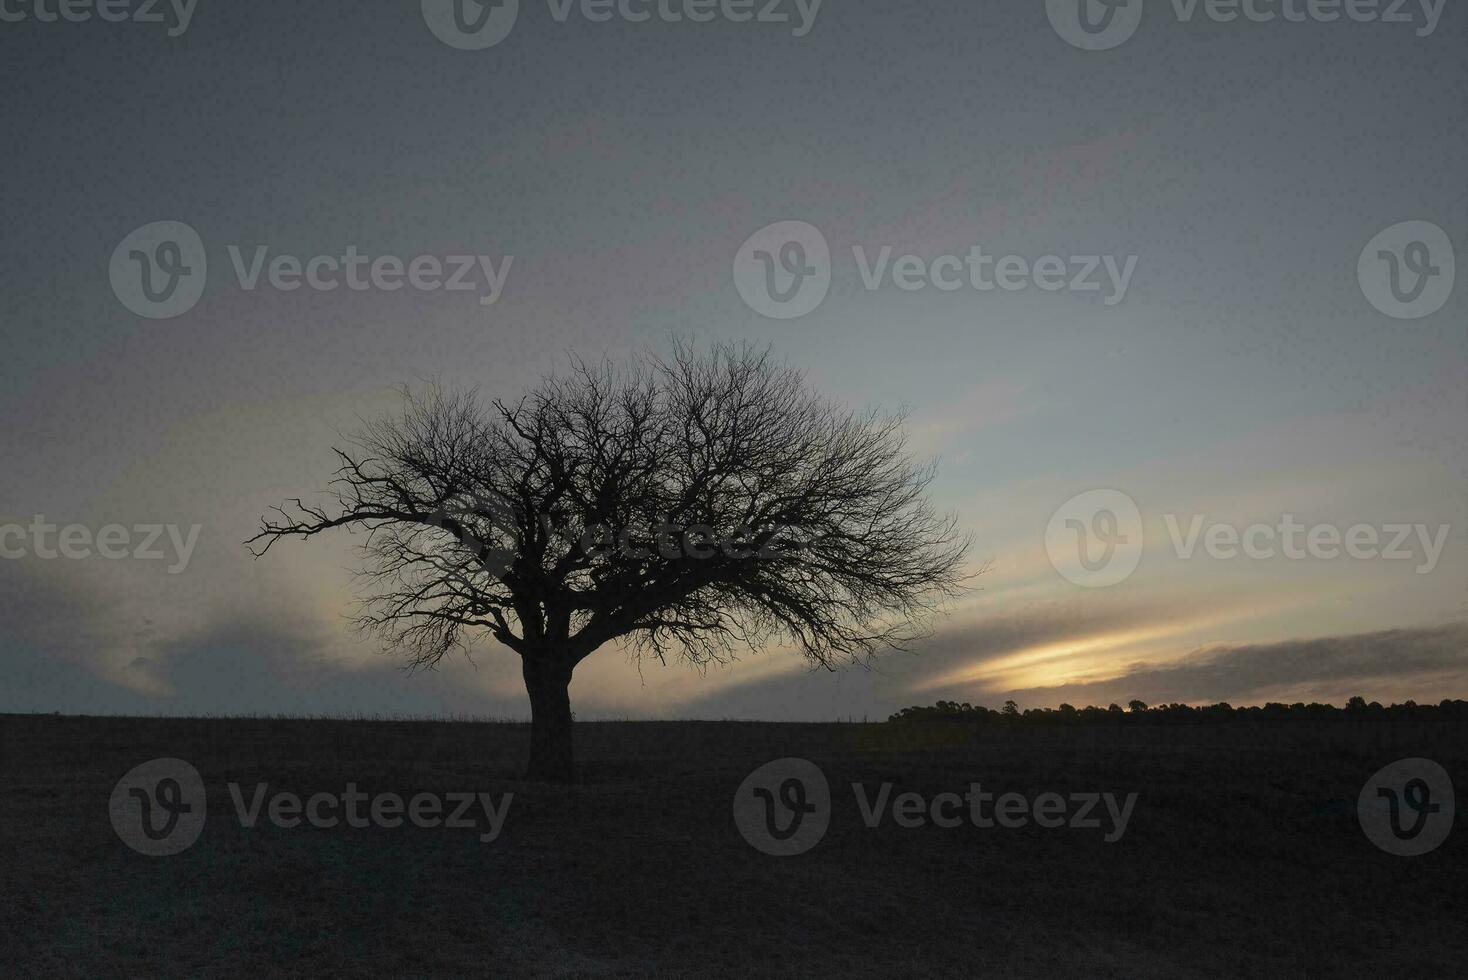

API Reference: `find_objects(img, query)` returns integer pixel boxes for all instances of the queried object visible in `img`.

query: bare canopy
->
[250,343,969,780]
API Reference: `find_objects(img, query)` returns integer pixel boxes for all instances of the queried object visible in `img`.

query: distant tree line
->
[888,696,1468,725]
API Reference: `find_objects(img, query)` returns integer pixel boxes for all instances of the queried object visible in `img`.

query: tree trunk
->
[523,656,575,782]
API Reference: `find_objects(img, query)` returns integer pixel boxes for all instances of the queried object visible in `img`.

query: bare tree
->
[249,343,969,780]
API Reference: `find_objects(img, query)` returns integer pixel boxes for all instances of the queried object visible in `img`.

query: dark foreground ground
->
[2,714,1464,977]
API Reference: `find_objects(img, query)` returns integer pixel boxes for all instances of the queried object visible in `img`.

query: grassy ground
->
[2,714,1464,977]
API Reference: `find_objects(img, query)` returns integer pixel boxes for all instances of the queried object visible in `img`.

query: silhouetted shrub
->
[888,698,1468,725]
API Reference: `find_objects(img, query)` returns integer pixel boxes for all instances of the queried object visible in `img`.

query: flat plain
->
[2,714,1464,977]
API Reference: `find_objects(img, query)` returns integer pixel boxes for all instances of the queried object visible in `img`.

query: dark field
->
[2,714,1464,977]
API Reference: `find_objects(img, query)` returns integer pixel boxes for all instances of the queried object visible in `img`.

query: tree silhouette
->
[248,344,969,780]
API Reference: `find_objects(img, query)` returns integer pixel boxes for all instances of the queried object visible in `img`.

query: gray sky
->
[1,1,1464,719]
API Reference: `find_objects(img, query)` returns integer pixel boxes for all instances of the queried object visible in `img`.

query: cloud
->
[673,597,1177,720]
[142,613,532,718]
[998,622,1468,708]
[0,562,165,713]
[905,381,1035,459]
[0,558,529,718]
[6,547,1464,720]
[671,603,1468,718]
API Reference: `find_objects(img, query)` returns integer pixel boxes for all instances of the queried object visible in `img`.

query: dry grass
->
[2,714,1464,977]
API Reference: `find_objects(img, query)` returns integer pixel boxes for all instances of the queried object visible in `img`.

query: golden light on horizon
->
[914,607,1268,697]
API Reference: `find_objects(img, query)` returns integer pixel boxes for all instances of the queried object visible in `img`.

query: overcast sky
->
[1,1,1464,719]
